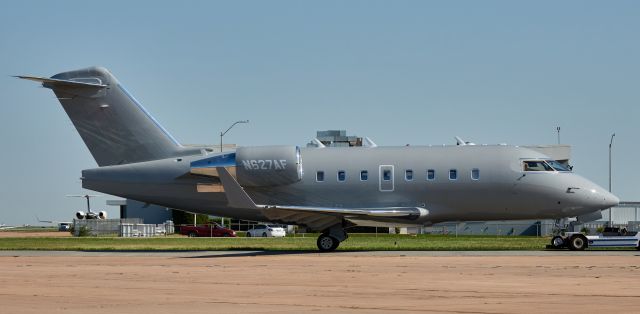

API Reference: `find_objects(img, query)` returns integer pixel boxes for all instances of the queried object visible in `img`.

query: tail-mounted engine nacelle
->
[98,211,107,219]
[75,211,86,220]
[236,146,303,187]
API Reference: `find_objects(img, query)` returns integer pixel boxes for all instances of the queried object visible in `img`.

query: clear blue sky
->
[1,1,638,225]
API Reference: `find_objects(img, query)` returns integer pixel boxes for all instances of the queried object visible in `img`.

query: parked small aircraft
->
[18,67,619,251]
[0,223,17,230]
[35,195,104,229]
[67,195,107,220]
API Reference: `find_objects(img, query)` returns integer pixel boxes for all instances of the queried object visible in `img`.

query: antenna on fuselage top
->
[310,138,326,148]
[455,136,476,146]
[363,137,378,148]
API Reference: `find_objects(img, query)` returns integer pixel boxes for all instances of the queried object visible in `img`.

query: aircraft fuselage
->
[82,145,618,227]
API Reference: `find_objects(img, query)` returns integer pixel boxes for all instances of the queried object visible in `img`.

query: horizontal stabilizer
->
[15,75,107,88]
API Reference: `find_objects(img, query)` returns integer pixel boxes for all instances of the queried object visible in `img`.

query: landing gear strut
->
[316,225,348,252]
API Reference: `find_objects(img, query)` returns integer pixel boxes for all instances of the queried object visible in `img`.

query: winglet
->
[216,167,258,209]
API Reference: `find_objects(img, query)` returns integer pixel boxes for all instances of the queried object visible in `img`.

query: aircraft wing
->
[216,167,428,230]
[260,205,427,218]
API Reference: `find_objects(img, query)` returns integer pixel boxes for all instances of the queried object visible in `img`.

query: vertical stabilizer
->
[20,67,195,166]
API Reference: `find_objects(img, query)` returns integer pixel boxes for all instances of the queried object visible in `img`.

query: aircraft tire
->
[568,234,587,251]
[551,236,565,249]
[262,232,268,237]
[317,234,339,252]
[246,232,252,237]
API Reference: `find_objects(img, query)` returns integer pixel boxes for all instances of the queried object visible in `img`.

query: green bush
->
[69,225,91,237]
[77,225,91,237]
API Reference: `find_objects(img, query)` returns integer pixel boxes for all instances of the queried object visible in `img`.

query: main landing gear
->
[316,225,348,252]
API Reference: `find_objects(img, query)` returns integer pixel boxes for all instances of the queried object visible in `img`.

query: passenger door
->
[379,165,394,192]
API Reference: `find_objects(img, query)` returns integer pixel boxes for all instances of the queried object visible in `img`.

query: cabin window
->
[523,160,554,172]
[471,168,480,180]
[405,169,413,181]
[427,169,435,181]
[383,169,392,181]
[316,171,324,182]
[360,170,368,181]
[449,169,457,180]
[337,170,346,182]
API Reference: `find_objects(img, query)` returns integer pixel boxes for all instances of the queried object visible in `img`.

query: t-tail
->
[17,67,200,166]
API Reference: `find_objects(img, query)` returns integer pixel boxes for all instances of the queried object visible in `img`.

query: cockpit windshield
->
[546,160,571,172]
[523,160,554,171]
[523,160,572,172]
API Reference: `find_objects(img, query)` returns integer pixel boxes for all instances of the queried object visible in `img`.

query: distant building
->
[597,201,640,226]
[107,199,172,224]
[308,130,363,147]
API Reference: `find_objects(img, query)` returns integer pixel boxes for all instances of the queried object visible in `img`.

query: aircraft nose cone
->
[602,191,620,208]
[585,187,619,210]
[559,174,620,216]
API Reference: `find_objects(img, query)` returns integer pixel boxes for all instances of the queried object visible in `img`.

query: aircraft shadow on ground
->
[181,250,369,259]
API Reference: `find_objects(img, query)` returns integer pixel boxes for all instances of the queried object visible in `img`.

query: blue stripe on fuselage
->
[191,153,236,168]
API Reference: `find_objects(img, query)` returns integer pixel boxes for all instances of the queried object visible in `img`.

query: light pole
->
[609,133,615,227]
[219,120,249,227]
[556,126,561,144]
[220,120,249,152]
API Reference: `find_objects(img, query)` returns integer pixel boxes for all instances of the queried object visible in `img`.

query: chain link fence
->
[73,218,175,237]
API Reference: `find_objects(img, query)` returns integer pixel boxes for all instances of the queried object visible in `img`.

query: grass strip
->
[0,235,552,251]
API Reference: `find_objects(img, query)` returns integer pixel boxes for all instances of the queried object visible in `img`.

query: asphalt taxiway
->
[0,249,639,257]
[1,250,639,313]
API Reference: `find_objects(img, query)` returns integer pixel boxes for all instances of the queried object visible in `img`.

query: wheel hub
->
[553,237,563,246]
[320,237,334,250]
